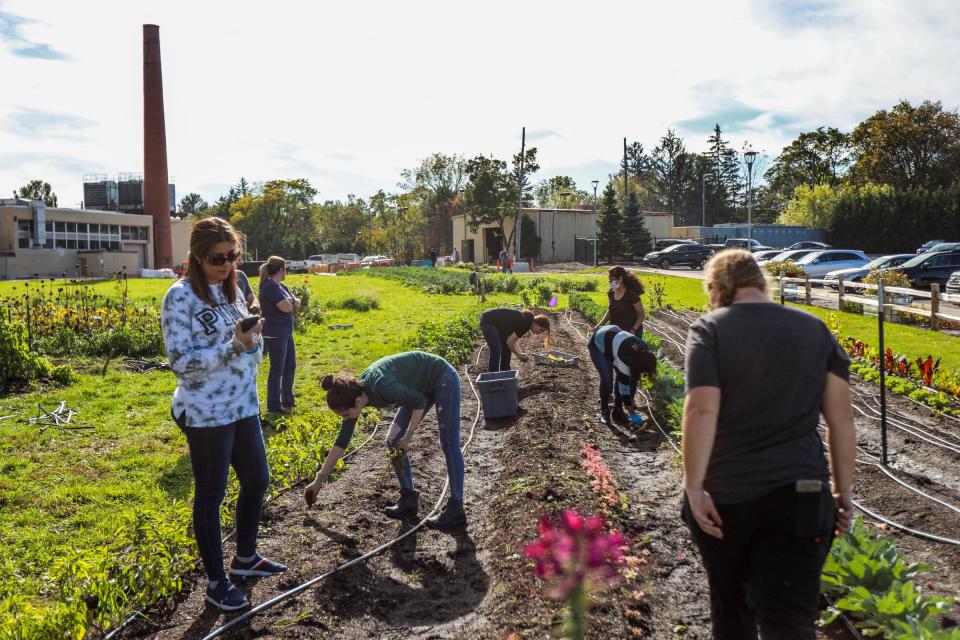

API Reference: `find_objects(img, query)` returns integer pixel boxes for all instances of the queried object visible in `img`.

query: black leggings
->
[682,483,835,640]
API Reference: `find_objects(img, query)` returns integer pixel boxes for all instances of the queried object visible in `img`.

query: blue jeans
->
[480,322,512,372]
[264,335,296,411]
[175,413,270,582]
[386,363,465,501]
[587,338,634,412]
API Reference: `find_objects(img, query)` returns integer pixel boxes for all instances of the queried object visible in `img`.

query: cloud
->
[4,108,95,139]
[526,129,563,142]
[0,9,70,60]
[753,0,854,30]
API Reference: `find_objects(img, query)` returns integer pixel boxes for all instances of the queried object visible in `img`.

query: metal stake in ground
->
[877,281,888,466]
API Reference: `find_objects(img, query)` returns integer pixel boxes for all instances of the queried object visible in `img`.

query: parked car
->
[336,253,361,264]
[643,243,714,270]
[925,242,960,253]
[785,241,831,250]
[947,271,960,295]
[286,259,308,274]
[917,240,946,254]
[723,238,773,251]
[306,254,338,268]
[360,254,391,266]
[762,249,819,264]
[891,250,960,289]
[752,249,784,262]
[823,254,915,286]
[652,238,695,251]
[795,250,870,278]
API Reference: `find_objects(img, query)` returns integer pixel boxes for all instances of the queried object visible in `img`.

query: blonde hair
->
[703,249,767,309]
[258,256,286,282]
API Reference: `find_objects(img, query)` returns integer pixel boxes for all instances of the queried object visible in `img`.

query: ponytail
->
[321,373,365,411]
[259,256,286,283]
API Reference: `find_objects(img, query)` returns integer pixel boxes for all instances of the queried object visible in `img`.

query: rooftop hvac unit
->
[118,173,144,212]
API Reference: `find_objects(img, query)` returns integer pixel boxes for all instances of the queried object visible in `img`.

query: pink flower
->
[523,509,624,600]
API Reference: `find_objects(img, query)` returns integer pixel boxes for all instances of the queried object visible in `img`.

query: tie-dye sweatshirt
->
[161,277,263,428]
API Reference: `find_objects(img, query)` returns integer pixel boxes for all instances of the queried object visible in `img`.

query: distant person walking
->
[306,351,467,531]
[681,249,855,639]
[499,247,511,274]
[452,246,461,264]
[161,217,286,612]
[479,307,551,372]
[258,256,300,414]
[429,247,439,268]
[589,266,645,336]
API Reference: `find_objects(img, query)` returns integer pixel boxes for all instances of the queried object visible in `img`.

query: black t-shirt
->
[480,308,532,341]
[607,288,641,331]
[685,303,850,504]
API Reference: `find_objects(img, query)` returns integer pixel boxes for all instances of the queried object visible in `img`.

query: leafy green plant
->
[402,306,484,365]
[520,282,553,307]
[0,310,56,390]
[287,281,325,332]
[568,293,605,324]
[325,294,380,312]
[764,259,805,277]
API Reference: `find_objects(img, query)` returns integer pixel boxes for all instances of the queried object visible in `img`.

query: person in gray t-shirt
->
[681,249,855,639]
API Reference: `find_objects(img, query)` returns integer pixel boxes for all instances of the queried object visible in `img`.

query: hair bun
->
[320,374,334,391]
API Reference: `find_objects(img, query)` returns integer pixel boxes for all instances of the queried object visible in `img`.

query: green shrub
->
[568,293,605,324]
[0,312,55,390]
[402,306,483,365]
[326,295,380,312]
[764,259,805,277]
[287,283,325,332]
[863,268,912,288]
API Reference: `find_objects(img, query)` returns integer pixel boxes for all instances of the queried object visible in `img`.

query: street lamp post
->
[553,190,572,264]
[591,180,599,266]
[700,173,713,229]
[744,150,758,244]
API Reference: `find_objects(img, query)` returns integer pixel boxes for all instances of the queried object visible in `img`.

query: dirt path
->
[647,308,960,629]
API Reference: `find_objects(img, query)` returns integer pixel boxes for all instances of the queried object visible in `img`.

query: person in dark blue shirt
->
[258,256,300,414]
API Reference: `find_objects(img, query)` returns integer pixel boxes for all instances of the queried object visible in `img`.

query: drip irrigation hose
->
[199,347,487,640]
[851,499,960,546]
[850,400,960,455]
[102,417,386,640]
[850,388,960,453]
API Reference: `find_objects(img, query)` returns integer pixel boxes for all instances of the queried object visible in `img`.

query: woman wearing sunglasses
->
[161,217,286,612]
[258,256,301,414]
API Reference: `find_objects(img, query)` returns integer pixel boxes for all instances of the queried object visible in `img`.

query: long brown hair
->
[186,217,241,307]
[321,374,366,411]
[521,309,550,332]
[703,249,768,309]
[608,266,644,295]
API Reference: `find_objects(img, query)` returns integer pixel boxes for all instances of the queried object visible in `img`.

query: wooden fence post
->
[838,278,845,310]
[805,275,812,305]
[931,283,940,331]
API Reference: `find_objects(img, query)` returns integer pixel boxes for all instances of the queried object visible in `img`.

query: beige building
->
[451,208,675,265]
[0,199,192,280]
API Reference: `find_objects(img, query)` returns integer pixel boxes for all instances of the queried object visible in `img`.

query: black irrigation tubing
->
[199,347,487,640]
[101,418,387,640]
[848,394,960,456]
[816,422,960,517]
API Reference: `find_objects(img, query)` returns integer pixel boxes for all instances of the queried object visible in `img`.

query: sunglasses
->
[205,250,240,266]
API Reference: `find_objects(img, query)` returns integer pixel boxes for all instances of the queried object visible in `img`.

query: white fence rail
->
[766,275,960,331]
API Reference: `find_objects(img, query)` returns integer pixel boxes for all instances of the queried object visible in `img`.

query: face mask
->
[609,279,620,289]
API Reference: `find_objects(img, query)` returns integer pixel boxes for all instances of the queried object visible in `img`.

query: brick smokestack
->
[143,24,173,269]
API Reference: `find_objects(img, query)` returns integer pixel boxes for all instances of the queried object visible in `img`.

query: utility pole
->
[514,126,525,264]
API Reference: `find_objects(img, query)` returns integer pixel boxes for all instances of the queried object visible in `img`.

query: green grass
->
[0,274,514,637]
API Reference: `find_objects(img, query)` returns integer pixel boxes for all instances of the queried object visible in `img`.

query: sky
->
[1,0,958,209]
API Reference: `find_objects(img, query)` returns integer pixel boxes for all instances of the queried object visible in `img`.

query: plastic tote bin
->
[476,370,519,418]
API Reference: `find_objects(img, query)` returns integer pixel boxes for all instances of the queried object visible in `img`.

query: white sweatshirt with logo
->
[161,277,262,428]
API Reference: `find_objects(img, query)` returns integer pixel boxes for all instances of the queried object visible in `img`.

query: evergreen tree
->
[707,124,743,221]
[596,181,626,261]
[622,188,653,258]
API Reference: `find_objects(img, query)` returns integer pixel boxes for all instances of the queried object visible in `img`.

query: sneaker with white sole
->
[206,578,250,611]
[228,554,288,577]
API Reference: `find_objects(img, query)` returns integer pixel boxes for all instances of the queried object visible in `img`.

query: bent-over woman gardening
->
[479,307,550,372]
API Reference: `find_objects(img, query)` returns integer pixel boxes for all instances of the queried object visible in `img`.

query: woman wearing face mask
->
[589,266,645,336]
[304,351,466,532]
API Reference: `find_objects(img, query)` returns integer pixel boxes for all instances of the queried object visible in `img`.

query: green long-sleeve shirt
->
[333,351,450,449]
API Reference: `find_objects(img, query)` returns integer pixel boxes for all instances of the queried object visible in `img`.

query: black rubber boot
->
[425,500,466,531]
[612,405,630,427]
[383,489,419,520]
[599,406,612,426]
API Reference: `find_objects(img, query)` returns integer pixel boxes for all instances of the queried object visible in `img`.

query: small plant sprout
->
[524,510,625,640]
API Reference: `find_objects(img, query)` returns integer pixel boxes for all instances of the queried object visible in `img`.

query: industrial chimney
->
[143,24,173,269]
